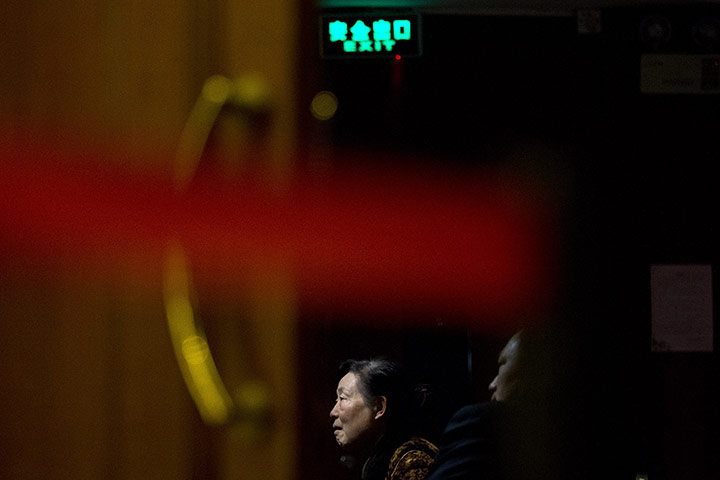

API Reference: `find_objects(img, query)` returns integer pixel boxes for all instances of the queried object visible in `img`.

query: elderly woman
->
[330,358,438,480]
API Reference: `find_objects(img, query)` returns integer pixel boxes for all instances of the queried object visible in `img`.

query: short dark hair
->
[337,358,407,410]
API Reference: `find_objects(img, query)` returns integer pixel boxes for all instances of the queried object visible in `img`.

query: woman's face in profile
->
[330,372,378,452]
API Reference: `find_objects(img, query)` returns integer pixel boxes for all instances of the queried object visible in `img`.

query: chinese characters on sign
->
[320,14,421,58]
[329,19,412,53]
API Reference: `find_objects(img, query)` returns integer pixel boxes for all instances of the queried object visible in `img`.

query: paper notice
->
[651,264,713,352]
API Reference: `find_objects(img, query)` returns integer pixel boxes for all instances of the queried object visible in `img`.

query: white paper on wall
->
[651,264,714,352]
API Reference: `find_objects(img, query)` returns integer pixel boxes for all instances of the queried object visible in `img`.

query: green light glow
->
[326,17,413,55]
[329,20,348,41]
[394,19,411,40]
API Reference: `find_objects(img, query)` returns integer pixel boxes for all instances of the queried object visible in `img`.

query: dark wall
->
[298,5,719,480]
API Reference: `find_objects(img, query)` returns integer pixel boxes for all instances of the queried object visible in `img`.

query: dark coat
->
[424,402,503,480]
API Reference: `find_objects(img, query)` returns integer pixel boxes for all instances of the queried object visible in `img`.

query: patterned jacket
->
[385,436,438,480]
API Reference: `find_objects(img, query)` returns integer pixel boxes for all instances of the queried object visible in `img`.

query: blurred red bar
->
[0,141,558,324]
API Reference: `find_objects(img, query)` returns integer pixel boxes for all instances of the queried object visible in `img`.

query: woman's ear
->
[374,396,387,420]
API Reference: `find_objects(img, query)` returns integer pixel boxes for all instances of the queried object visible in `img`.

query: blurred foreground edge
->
[0,139,559,330]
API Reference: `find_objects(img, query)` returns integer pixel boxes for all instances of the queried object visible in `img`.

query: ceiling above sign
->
[317,0,720,15]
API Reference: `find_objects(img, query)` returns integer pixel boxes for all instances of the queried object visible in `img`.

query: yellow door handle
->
[166,74,273,427]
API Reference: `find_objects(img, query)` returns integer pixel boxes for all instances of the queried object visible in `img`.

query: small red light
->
[395,54,402,61]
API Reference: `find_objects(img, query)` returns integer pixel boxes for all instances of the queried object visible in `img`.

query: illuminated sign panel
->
[320,13,422,58]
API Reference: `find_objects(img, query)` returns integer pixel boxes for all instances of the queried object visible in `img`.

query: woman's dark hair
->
[338,359,408,417]
[337,358,430,480]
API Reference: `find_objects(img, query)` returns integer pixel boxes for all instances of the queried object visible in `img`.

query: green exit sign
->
[320,12,422,59]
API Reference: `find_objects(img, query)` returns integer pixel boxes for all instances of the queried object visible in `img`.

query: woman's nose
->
[488,376,498,392]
